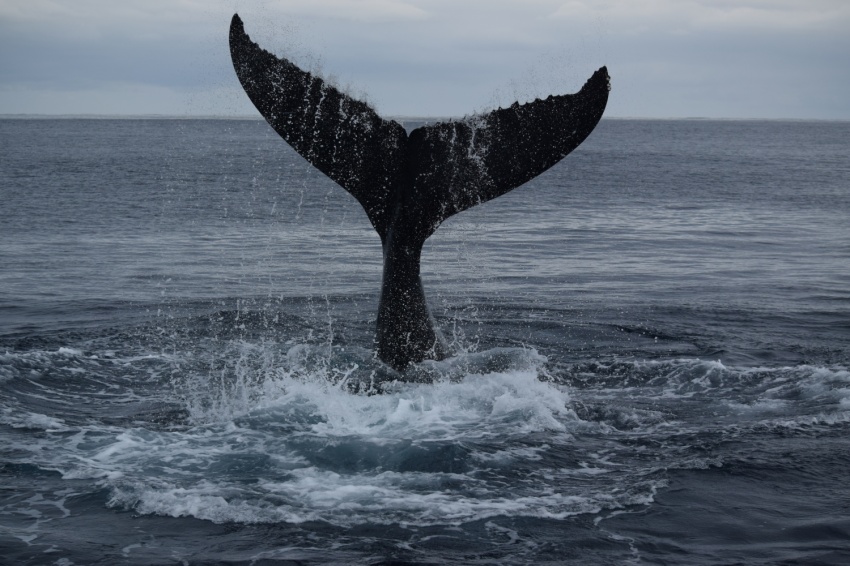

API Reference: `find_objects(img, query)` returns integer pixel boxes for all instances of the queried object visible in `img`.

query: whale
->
[229,14,610,371]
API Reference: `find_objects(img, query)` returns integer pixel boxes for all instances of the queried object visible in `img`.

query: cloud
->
[551,0,850,33]
[0,0,219,41]
[269,0,428,23]
[0,0,847,118]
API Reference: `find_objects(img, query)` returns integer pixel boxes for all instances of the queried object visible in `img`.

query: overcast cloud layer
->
[0,0,848,118]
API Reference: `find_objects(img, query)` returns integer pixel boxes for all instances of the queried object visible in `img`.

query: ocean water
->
[1,117,849,564]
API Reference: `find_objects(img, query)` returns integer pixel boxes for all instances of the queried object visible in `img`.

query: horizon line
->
[0,113,847,123]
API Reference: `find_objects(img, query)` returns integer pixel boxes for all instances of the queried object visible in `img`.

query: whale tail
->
[229,14,610,370]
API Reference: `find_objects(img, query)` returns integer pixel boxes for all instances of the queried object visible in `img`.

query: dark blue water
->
[1,117,849,564]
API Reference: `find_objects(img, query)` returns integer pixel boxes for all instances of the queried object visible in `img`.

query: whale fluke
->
[229,14,610,371]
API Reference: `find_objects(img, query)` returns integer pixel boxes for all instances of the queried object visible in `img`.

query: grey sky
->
[0,0,848,119]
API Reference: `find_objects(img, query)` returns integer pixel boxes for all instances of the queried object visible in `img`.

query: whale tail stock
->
[229,14,610,371]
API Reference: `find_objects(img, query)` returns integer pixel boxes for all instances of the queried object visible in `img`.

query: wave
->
[2,339,848,528]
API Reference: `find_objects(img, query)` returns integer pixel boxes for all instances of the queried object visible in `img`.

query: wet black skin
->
[229,14,610,371]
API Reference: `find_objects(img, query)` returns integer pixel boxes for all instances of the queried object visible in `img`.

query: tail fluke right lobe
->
[404,67,610,238]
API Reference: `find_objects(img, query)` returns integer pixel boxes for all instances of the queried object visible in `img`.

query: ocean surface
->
[1,117,848,564]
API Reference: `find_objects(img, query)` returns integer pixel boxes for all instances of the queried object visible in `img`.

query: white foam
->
[57,347,83,356]
[11,341,848,530]
[295,370,575,440]
[724,398,788,413]
[0,409,68,432]
[179,342,574,440]
[106,468,665,526]
[6,345,642,527]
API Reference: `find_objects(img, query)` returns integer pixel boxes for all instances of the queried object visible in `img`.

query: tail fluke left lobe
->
[229,14,406,241]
